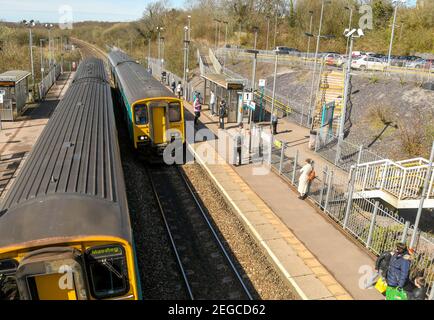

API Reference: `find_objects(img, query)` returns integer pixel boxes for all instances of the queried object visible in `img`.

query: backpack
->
[308,169,316,182]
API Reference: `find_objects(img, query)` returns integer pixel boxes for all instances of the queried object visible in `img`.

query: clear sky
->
[0,0,185,23]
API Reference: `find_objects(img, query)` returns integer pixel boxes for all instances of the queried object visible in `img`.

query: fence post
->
[319,166,328,208]
[366,201,379,249]
[324,170,334,213]
[400,221,411,244]
[291,149,299,185]
[279,143,285,175]
[357,145,363,165]
[343,166,356,229]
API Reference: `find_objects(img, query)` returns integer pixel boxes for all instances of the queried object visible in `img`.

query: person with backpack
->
[219,99,227,129]
[298,158,314,199]
[171,80,176,94]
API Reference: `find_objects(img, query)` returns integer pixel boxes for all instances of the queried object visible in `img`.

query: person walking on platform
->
[210,90,216,116]
[298,159,313,199]
[271,113,278,135]
[234,123,244,166]
[171,80,176,94]
[219,99,227,129]
[176,81,183,99]
[194,94,202,127]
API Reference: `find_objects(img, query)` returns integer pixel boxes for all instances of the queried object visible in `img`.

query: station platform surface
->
[183,101,384,300]
[0,72,73,200]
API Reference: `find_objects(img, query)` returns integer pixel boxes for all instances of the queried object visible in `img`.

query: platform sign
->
[258,79,266,87]
[247,101,256,111]
[243,92,253,103]
[0,90,4,104]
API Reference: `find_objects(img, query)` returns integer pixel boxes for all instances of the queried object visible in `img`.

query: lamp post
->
[23,20,35,87]
[273,14,278,49]
[344,6,353,57]
[387,0,406,66]
[40,38,46,79]
[188,15,192,41]
[270,50,289,125]
[265,15,271,51]
[247,49,259,153]
[223,21,229,68]
[161,36,165,72]
[307,0,330,129]
[156,26,163,71]
[183,26,190,84]
[44,23,54,67]
[214,19,221,50]
[252,26,259,50]
[306,10,314,61]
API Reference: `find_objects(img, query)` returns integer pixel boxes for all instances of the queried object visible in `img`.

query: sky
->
[0,0,185,23]
[0,0,418,23]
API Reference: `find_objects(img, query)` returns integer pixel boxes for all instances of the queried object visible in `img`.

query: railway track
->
[147,165,253,300]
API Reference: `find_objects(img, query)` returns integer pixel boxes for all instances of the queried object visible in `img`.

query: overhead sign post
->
[258,79,266,88]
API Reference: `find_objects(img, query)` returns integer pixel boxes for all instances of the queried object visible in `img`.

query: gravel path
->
[182,163,296,300]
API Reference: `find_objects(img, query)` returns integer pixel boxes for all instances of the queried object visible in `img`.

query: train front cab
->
[0,238,139,300]
[132,97,185,155]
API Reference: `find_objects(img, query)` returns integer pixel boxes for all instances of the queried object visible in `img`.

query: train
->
[0,58,140,300]
[108,48,185,160]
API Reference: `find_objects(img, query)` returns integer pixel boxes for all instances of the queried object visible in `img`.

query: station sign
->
[247,101,256,111]
[227,82,244,90]
[243,92,253,103]
[0,89,4,104]
[258,79,266,87]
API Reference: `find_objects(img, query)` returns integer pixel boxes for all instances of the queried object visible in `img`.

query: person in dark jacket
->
[234,123,244,166]
[375,250,393,278]
[386,242,411,290]
[404,276,428,300]
[219,100,227,129]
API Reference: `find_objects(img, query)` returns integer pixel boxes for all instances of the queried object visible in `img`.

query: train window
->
[169,102,181,122]
[86,246,129,299]
[134,104,148,125]
[0,259,19,300]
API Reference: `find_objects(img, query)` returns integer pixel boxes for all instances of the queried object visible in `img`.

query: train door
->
[150,102,167,145]
[15,248,88,300]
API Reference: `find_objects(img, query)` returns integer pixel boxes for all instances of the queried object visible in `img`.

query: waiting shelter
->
[0,70,31,121]
[201,74,245,123]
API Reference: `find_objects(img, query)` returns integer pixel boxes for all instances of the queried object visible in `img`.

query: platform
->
[183,102,384,300]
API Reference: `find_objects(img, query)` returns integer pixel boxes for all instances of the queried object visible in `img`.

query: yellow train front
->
[109,49,185,159]
[0,58,140,300]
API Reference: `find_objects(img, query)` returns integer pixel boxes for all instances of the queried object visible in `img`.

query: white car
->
[351,56,387,71]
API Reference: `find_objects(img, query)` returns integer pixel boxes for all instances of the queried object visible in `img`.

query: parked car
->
[351,56,387,71]
[324,53,345,67]
[275,46,299,53]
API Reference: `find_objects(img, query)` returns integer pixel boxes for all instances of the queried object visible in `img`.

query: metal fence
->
[147,58,194,103]
[38,63,62,100]
[248,124,434,298]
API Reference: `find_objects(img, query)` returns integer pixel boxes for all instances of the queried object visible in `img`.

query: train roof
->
[108,48,174,105]
[0,58,132,248]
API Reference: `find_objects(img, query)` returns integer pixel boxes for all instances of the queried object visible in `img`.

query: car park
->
[324,53,345,67]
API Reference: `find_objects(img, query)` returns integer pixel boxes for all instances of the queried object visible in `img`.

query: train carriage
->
[0,58,139,300]
[108,49,185,158]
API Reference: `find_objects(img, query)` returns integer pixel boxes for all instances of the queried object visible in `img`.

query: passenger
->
[210,90,216,116]
[271,112,278,135]
[386,242,411,292]
[171,80,176,94]
[298,158,313,199]
[404,275,428,300]
[177,81,183,99]
[194,94,202,127]
[219,100,227,129]
[234,123,244,166]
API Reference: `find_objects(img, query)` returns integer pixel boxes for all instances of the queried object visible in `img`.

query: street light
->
[252,26,259,50]
[187,15,192,41]
[273,14,278,49]
[265,15,271,51]
[387,0,406,66]
[44,23,54,67]
[40,38,46,78]
[222,21,229,68]
[336,28,364,163]
[270,50,289,125]
[22,19,35,87]
[156,26,164,70]
[307,0,331,129]
[183,26,190,84]
[246,49,259,153]
[344,6,353,57]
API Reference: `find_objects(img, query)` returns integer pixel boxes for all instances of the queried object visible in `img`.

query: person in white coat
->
[298,159,313,199]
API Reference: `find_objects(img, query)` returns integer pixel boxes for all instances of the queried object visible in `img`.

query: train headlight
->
[138,135,148,141]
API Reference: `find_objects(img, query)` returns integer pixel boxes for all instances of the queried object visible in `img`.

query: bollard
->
[279,143,285,175]
[324,170,334,213]
[366,201,379,249]
[319,166,328,208]
[343,167,356,229]
[291,150,299,185]
[400,221,411,244]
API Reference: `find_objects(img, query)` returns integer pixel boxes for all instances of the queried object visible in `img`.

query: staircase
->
[312,70,345,134]
[353,157,434,209]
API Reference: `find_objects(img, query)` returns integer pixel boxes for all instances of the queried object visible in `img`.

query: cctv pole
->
[306,12,313,61]
[266,16,270,51]
[28,27,35,88]
[345,7,353,57]
[387,3,399,66]
[308,0,325,129]
[410,141,434,249]
[270,51,279,124]
[336,35,354,164]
